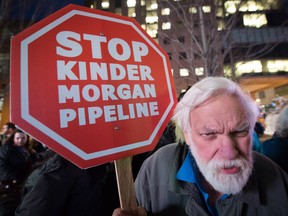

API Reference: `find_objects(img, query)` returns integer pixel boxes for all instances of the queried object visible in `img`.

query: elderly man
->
[113,77,288,216]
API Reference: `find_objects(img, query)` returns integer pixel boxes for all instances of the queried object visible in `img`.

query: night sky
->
[8,0,85,21]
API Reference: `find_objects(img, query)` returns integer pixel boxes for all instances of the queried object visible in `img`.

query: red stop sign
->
[10,4,177,168]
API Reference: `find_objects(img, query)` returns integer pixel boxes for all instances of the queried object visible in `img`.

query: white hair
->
[173,77,259,143]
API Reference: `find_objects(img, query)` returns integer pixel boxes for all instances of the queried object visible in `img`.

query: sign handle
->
[114,157,138,211]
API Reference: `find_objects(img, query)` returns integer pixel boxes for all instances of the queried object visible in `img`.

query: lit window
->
[189,7,197,14]
[224,1,238,14]
[180,68,189,76]
[146,30,157,38]
[248,3,260,11]
[146,16,158,23]
[151,3,158,10]
[267,60,288,72]
[217,20,225,31]
[217,7,223,17]
[224,65,232,76]
[239,1,264,12]
[161,8,170,15]
[128,7,136,17]
[195,67,204,76]
[146,0,157,11]
[146,23,158,38]
[202,6,211,13]
[102,0,109,9]
[236,60,262,74]
[243,14,267,28]
[127,0,136,7]
[162,22,171,30]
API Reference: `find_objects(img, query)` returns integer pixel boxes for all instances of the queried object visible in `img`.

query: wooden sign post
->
[114,157,138,211]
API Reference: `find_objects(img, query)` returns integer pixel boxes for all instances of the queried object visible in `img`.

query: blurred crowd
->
[0,122,49,215]
[255,97,288,173]
[0,88,288,216]
[0,122,120,216]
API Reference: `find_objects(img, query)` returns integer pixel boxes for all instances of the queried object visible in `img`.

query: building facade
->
[88,0,288,102]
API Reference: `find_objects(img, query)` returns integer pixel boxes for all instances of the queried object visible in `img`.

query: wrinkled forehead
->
[195,93,245,109]
[190,95,251,125]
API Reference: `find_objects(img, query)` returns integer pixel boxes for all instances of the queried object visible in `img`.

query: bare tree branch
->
[157,0,284,89]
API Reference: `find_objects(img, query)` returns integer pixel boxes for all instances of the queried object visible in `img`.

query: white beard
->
[187,134,253,195]
[194,152,253,194]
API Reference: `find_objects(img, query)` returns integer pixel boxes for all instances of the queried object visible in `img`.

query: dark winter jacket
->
[0,144,38,216]
[0,144,35,184]
[261,134,288,173]
[15,153,119,216]
[135,143,288,216]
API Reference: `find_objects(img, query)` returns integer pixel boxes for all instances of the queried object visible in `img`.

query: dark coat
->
[0,144,34,182]
[15,153,119,216]
[0,144,37,216]
[261,134,288,173]
[135,143,288,216]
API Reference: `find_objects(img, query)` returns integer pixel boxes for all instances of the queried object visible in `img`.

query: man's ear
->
[184,131,189,145]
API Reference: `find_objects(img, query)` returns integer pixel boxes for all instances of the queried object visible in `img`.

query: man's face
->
[13,132,28,147]
[184,94,253,195]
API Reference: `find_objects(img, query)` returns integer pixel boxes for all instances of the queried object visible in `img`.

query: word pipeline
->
[56,31,159,128]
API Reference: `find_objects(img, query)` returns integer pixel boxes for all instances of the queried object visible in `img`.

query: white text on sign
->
[55,31,159,128]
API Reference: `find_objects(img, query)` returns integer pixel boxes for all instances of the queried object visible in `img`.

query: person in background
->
[15,152,119,216]
[0,122,16,146]
[261,105,288,173]
[28,137,47,153]
[0,129,38,216]
[113,77,288,216]
[264,108,280,136]
[252,130,261,152]
[254,120,265,137]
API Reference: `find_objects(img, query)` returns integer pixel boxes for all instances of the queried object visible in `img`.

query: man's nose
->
[218,135,238,159]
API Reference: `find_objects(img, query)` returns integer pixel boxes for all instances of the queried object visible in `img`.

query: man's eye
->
[233,130,248,137]
[200,133,216,138]
[201,133,211,136]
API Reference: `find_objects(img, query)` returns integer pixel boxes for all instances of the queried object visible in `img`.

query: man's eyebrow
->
[235,123,250,131]
[201,126,220,133]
